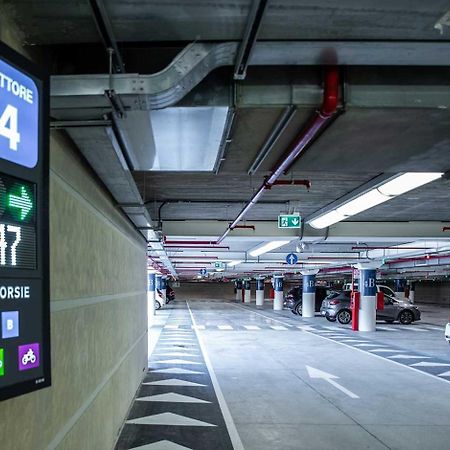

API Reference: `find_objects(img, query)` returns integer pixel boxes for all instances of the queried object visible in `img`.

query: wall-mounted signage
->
[278,213,301,229]
[0,42,50,401]
[285,253,298,265]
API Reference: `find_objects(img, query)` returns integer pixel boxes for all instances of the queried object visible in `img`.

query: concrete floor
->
[183,299,450,450]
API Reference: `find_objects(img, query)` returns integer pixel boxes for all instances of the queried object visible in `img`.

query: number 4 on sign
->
[0,104,21,151]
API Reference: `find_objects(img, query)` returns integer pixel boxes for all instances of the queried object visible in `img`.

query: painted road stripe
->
[143,378,207,387]
[270,325,288,331]
[410,361,450,367]
[152,359,202,365]
[187,302,244,450]
[130,440,193,450]
[354,343,381,348]
[126,412,216,427]
[151,367,204,375]
[244,325,261,330]
[218,325,233,330]
[228,302,450,387]
[438,371,450,377]
[136,393,211,404]
[376,326,400,332]
[402,327,428,332]
[152,352,200,357]
[164,325,179,329]
[388,355,430,360]
[192,325,205,330]
[369,348,398,353]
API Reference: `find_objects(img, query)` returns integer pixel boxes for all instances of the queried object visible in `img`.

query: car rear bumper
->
[320,306,337,318]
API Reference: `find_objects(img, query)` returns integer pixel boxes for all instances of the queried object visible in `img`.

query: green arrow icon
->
[8,185,33,220]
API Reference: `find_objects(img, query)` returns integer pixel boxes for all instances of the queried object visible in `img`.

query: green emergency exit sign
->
[278,213,301,229]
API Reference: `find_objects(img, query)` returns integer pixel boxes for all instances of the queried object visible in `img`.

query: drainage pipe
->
[216,67,339,244]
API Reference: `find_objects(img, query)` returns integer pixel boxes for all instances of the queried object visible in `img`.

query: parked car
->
[343,282,399,299]
[284,286,330,315]
[155,298,161,310]
[320,291,421,325]
[445,320,450,345]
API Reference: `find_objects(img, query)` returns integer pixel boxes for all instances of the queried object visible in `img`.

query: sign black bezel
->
[0,40,50,401]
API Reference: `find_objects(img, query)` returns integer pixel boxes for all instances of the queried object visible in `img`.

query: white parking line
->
[217,325,233,330]
[402,327,428,332]
[226,302,450,386]
[270,325,288,331]
[244,325,261,330]
[376,326,400,332]
[187,302,244,450]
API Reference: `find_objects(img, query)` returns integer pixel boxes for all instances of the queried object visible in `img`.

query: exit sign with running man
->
[278,213,301,229]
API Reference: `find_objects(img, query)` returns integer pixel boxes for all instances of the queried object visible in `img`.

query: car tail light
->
[329,300,341,305]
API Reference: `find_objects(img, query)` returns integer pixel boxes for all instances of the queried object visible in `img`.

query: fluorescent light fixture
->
[227,260,243,267]
[378,172,443,196]
[336,189,388,216]
[249,240,290,257]
[308,172,444,229]
[308,210,346,229]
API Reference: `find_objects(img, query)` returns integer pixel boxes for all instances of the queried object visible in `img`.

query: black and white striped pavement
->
[115,303,236,450]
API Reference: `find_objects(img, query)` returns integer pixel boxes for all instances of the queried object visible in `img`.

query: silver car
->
[320,291,421,325]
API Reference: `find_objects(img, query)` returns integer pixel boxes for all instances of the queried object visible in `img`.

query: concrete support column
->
[394,278,406,299]
[147,272,156,317]
[302,274,316,318]
[256,278,265,307]
[408,282,415,303]
[359,268,377,332]
[273,276,284,310]
[155,274,164,305]
[161,276,167,304]
[235,279,242,301]
[244,279,251,303]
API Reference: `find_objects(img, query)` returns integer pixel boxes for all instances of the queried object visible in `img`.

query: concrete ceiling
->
[6,0,450,279]
[6,1,450,43]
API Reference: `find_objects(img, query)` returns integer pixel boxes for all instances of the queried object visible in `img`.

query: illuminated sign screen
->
[0,42,50,401]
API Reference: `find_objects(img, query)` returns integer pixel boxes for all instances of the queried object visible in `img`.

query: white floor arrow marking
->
[144,378,206,387]
[388,354,430,360]
[130,440,193,450]
[137,392,210,403]
[151,367,204,375]
[306,366,359,399]
[126,412,216,427]
[410,361,450,367]
[153,359,202,365]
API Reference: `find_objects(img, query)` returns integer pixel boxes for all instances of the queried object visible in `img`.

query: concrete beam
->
[162,220,450,241]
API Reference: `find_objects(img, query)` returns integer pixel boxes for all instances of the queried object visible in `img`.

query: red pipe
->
[165,239,219,245]
[388,253,450,265]
[217,67,339,244]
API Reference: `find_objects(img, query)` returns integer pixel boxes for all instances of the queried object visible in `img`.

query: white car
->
[445,321,450,345]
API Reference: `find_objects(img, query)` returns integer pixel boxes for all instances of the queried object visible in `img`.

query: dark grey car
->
[320,291,421,325]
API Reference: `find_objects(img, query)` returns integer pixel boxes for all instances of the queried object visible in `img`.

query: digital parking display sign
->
[0,42,50,401]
